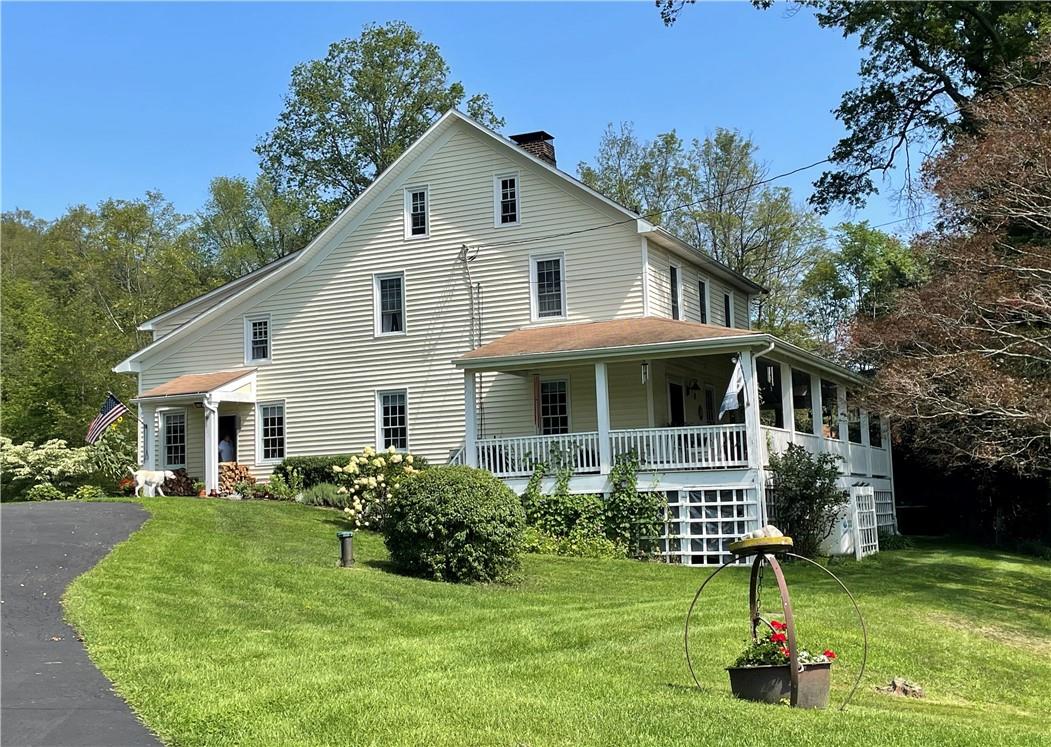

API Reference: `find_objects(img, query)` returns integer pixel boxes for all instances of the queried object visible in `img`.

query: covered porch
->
[134,369,257,493]
[455,317,767,484]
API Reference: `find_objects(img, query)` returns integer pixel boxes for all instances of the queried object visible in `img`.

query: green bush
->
[1,436,93,499]
[767,444,846,558]
[878,530,914,551]
[26,483,67,501]
[383,466,524,583]
[524,526,626,559]
[272,455,354,489]
[73,485,108,501]
[301,482,344,508]
[603,451,664,557]
[330,446,425,530]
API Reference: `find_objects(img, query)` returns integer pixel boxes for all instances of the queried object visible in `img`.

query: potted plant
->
[727,619,837,708]
[193,480,206,497]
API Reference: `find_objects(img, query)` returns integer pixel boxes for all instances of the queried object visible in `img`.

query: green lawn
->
[65,498,1051,747]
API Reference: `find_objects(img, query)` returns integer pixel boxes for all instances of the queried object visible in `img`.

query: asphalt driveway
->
[2,501,160,747]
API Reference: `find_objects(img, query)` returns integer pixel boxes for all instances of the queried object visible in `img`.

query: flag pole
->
[107,391,150,463]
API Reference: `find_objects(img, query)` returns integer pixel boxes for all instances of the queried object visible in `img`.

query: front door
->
[218,415,237,462]
[668,382,686,427]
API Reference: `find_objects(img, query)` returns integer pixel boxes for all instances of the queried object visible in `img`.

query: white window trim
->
[528,251,568,322]
[373,270,407,337]
[698,276,711,324]
[493,172,520,228]
[670,263,684,320]
[255,400,286,466]
[375,388,410,451]
[160,407,187,469]
[723,291,735,329]
[538,376,572,434]
[403,185,429,240]
[243,313,272,365]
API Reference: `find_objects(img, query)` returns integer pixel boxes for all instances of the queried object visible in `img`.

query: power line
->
[465,80,1030,255]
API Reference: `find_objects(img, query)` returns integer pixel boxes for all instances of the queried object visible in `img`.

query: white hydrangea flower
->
[391,453,403,464]
[332,464,343,473]
[405,455,414,465]
[337,486,348,494]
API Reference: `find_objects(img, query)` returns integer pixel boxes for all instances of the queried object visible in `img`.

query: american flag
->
[86,392,130,444]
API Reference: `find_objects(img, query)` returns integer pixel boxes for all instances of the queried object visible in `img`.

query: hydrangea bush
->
[330,445,423,529]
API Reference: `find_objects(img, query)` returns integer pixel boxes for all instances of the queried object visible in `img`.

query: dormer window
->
[404,186,428,239]
[495,173,519,226]
[244,314,271,364]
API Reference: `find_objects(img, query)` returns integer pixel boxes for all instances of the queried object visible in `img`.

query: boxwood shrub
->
[272,455,355,489]
[383,466,524,584]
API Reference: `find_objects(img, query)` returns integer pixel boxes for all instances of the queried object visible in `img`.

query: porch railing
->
[475,432,600,478]
[761,426,891,478]
[610,424,749,471]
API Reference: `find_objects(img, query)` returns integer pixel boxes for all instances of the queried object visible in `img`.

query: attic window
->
[405,187,428,238]
[495,174,519,226]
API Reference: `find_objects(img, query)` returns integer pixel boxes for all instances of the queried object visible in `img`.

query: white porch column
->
[810,372,823,437]
[595,362,612,475]
[464,371,479,468]
[203,397,219,493]
[779,361,794,439]
[140,404,157,470]
[837,386,849,443]
[740,350,761,470]
[860,408,872,476]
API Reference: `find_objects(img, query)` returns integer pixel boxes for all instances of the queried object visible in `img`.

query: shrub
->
[73,485,108,501]
[383,466,524,583]
[603,451,664,557]
[767,444,847,558]
[330,446,424,529]
[877,530,914,551]
[26,483,67,502]
[301,482,344,508]
[1,436,93,499]
[272,455,355,489]
[524,526,626,559]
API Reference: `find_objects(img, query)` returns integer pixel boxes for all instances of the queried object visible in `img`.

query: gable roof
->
[116,109,763,373]
[136,369,254,399]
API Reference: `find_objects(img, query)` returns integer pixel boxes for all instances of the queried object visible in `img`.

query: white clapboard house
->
[116,110,896,564]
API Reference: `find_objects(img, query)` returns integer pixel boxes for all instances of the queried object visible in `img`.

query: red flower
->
[770,632,787,644]
[823,649,837,660]
[779,646,790,658]
[769,620,786,631]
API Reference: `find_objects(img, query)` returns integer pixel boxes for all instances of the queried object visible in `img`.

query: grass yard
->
[65,498,1051,746]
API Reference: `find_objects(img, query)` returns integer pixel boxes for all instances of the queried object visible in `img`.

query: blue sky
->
[2,2,907,228]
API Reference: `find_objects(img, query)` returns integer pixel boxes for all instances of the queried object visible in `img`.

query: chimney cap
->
[510,130,554,145]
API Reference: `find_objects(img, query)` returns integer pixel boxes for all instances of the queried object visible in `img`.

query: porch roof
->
[455,317,764,368]
[135,369,256,402]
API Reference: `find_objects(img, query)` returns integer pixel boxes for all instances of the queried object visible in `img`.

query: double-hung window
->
[404,186,428,238]
[495,174,519,226]
[377,390,408,450]
[258,402,285,463]
[670,265,682,320]
[530,253,566,320]
[723,292,734,328]
[539,380,569,435]
[245,314,271,364]
[697,279,709,324]
[374,272,405,335]
[163,411,186,468]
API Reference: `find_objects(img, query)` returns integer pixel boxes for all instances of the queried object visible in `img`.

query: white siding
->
[646,244,750,329]
[137,122,647,477]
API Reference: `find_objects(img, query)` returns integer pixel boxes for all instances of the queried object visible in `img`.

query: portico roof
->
[135,369,256,402]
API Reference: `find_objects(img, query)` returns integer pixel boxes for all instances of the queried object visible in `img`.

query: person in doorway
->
[218,434,235,463]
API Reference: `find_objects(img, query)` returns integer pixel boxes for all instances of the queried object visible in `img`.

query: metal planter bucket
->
[726,662,831,709]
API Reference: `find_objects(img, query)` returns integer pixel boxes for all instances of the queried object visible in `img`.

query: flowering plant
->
[330,445,422,529]
[731,619,838,667]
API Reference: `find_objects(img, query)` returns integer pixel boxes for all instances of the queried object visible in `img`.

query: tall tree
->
[1,196,218,443]
[198,174,313,279]
[800,222,924,350]
[578,125,825,342]
[659,1,1051,211]
[257,21,503,228]
[851,58,1051,477]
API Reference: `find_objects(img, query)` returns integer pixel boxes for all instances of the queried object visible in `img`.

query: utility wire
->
[464,80,1031,255]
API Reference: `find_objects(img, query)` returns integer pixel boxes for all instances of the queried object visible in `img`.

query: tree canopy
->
[257,21,503,228]
[659,1,1051,211]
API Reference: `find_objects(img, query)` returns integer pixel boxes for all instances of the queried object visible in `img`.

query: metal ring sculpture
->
[683,545,867,711]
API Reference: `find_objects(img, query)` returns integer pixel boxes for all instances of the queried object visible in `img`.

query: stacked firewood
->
[219,462,255,494]
[162,469,198,496]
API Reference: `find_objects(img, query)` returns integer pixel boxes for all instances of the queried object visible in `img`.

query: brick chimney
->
[510,131,556,166]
